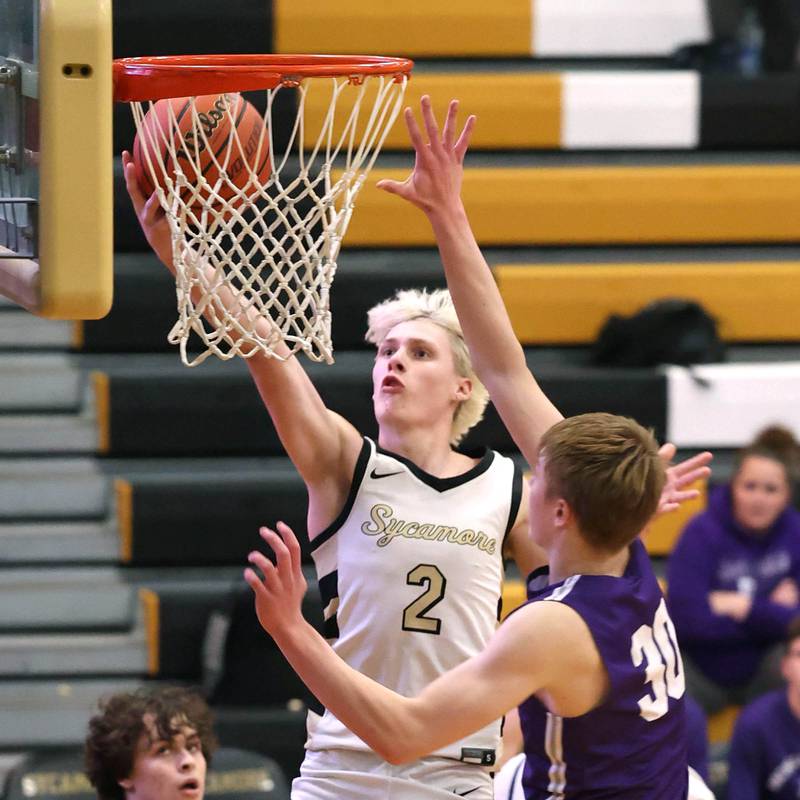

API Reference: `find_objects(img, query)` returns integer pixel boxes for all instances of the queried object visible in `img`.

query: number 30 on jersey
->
[631,598,685,721]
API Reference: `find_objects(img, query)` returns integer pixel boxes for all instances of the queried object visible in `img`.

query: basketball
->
[132,93,271,206]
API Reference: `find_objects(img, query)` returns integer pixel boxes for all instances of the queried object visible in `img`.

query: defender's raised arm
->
[377,97,562,467]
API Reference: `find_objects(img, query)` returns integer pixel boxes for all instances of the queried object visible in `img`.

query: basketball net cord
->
[129,75,408,366]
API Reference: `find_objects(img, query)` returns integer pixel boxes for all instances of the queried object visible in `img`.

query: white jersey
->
[307,437,523,764]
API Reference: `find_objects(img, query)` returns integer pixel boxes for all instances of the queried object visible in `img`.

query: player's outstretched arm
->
[121,152,361,522]
[245,522,598,764]
[377,97,561,467]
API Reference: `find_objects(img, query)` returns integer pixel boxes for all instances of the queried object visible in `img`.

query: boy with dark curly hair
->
[85,686,215,800]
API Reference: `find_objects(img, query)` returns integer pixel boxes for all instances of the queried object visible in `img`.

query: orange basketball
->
[132,93,271,207]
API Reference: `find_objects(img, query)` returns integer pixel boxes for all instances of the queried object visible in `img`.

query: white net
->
[129,73,409,366]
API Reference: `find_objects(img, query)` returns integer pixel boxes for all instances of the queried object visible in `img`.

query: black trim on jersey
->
[502,462,524,546]
[310,437,372,553]
[318,570,338,610]
[307,695,325,716]
[526,564,550,597]
[323,616,340,639]
[375,443,494,493]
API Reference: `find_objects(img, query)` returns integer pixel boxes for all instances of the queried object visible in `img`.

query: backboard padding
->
[0,0,113,319]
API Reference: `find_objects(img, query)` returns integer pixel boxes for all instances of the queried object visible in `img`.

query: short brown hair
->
[539,413,665,553]
[85,687,216,800]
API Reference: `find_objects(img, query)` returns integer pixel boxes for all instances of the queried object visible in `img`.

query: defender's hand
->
[245,521,308,639]
[655,444,713,517]
[377,96,475,216]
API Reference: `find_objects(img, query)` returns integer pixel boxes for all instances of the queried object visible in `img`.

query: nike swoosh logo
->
[370,468,403,479]
[454,789,482,797]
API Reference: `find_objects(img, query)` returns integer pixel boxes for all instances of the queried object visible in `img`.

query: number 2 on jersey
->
[402,564,446,634]
[631,598,685,721]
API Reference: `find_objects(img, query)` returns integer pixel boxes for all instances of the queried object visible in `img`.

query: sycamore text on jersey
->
[360,503,497,554]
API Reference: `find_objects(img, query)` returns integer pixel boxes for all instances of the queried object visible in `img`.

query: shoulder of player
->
[479,600,602,700]
[504,597,591,630]
[497,599,598,663]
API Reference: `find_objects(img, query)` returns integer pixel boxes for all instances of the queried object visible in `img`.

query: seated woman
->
[668,426,800,714]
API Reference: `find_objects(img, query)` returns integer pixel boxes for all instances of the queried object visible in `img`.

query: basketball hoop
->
[113,54,413,366]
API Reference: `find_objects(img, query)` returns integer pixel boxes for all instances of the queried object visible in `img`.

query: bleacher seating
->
[272,0,712,58]
[2,1,799,795]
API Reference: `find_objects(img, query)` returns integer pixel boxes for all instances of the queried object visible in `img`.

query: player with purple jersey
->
[727,618,800,800]
[519,538,687,798]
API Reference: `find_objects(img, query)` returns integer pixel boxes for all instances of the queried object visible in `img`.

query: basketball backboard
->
[0,0,112,318]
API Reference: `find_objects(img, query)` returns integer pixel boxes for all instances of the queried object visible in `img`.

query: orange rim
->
[113,54,414,101]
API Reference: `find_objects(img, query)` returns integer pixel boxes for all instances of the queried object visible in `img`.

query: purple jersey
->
[519,539,688,799]
[727,689,800,800]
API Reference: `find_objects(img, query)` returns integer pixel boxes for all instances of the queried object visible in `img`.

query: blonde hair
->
[540,413,666,553]
[365,288,489,445]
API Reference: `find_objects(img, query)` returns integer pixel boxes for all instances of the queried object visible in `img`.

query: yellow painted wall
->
[496,261,800,343]
[275,0,532,57]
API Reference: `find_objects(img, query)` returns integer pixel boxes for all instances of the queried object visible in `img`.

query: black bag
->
[591,299,725,368]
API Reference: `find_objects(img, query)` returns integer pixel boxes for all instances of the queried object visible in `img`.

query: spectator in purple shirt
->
[727,617,800,800]
[668,426,800,714]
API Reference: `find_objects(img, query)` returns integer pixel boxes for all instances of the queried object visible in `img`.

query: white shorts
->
[292,748,494,800]
[492,753,525,800]
[492,755,715,800]
[688,766,716,800]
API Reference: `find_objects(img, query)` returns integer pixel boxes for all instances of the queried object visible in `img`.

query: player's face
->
[781,638,800,696]
[120,715,206,800]
[372,318,470,435]
[731,455,791,533]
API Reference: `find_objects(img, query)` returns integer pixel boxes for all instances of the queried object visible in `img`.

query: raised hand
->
[121,150,174,270]
[376,96,475,216]
[244,521,308,639]
[656,444,713,517]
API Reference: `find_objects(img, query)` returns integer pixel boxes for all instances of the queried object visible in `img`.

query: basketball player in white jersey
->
[243,96,715,800]
[122,147,553,798]
[122,112,709,799]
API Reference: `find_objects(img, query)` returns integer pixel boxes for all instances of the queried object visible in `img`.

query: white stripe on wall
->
[562,72,700,149]
[666,363,800,447]
[533,0,711,57]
